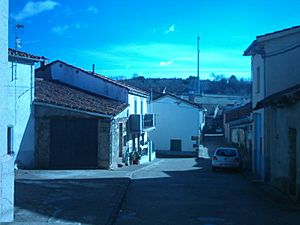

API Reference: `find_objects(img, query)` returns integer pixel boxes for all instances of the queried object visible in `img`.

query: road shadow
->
[14,177,130,224]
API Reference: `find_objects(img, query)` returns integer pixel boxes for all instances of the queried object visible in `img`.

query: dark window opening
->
[7,126,13,155]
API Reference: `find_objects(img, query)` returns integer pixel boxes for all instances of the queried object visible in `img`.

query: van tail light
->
[212,156,218,161]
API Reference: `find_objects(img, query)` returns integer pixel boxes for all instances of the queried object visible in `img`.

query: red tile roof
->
[224,103,252,123]
[35,79,128,116]
[9,48,46,61]
[255,84,300,110]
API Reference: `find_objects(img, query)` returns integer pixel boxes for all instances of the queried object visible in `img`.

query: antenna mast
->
[197,36,200,95]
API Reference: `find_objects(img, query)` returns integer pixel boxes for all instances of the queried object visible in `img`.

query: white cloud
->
[51,25,69,35]
[87,6,98,14]
[74,23,81,29]
[12,0,60,21]
[51,23,82,35]
[160,61,173,66]
[165,24,176,34]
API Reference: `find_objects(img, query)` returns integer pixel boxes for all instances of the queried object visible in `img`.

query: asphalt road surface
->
[115,157,300,225]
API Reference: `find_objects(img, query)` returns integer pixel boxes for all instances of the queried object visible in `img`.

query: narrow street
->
[115,138,300,225]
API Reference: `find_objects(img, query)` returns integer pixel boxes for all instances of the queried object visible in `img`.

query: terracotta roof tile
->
[255,84,300,110]
[9,48,46,61]
[35,79,128,116]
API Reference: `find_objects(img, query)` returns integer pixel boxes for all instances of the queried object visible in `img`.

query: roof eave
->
[243,41,256,56]
[9,54,46,62]
[34,101,115,118]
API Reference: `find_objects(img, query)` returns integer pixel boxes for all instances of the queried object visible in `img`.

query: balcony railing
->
[143,114,155,130]
[127,114,155,133]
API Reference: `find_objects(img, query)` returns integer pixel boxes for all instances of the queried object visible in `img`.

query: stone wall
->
[109,118,127,169]
[266,101,300,198]
[98,119,111,169]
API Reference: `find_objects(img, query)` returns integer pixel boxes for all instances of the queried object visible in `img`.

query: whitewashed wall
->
[150,96,202,152]
[7,62,35,168]
[251,52,265,179]
[260,30,300,96]
[128,93,148,115]
[128,93,150,162]
[50,62,128,102]
[0,0,14,222]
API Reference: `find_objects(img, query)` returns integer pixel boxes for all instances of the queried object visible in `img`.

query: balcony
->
[127,114,155,133]
[143,114,155,131]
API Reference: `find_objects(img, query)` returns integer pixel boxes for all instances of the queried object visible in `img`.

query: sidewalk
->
[3,161,156,225]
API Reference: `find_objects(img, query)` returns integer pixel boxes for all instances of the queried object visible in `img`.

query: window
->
[7,126,13,155]
[134,98,138,114]
[141,100,144,115]
[256,67,260,93]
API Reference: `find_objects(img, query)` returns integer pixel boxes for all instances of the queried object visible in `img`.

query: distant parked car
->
[211,147,242,172]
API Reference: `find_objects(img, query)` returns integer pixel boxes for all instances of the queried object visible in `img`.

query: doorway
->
[170,139,182,152]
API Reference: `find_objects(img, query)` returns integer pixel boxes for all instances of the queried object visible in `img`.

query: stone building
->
[36,60,155,165]
[34,79,129,169]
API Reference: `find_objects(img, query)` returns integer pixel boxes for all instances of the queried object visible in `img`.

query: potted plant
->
[132,151,141,165]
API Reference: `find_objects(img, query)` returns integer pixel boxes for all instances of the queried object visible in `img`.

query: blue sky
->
[8,0,300,79]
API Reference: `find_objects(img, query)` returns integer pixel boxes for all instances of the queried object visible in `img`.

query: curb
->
[106,178,131,225]
[105,159,162,225]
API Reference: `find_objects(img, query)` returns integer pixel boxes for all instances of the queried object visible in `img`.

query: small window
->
[7,126,13,155]
[256,67,260,93]
[141,100,144,115]
[134,98,138,114]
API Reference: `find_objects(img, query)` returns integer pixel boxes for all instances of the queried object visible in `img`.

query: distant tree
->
[132,73,139,78]
[210,73,225,81]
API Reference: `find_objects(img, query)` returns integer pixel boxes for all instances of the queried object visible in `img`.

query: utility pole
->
[197,36,201,95]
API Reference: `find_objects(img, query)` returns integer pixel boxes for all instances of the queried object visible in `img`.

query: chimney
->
[40,60,47,71]
[92,64,95,74]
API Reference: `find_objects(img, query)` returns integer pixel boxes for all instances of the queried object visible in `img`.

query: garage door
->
[50,119,98,169]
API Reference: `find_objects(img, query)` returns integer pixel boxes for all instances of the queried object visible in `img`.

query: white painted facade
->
[0,0,14,222]
[7,60,36,168]
[40,61,129,102]
[251,54,266,179]
[150,95,204,152]
[127,93,152,163]
[259,28,300,96]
